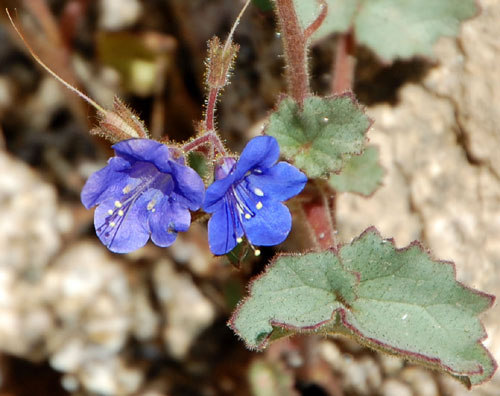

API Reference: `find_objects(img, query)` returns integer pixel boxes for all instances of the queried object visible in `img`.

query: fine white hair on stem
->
[223,0,252,53]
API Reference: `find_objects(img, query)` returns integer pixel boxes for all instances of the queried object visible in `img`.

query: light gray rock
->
[381,379,413,396]
[0,150,60,358]
[153,259,216,359]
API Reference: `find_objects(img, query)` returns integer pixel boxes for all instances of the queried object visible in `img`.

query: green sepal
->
[187,151,210,179]
[265,95,372,179]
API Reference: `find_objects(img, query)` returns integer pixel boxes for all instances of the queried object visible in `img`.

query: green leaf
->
[265,95,371,178]
[291,0,477,60]
[230,228,496,387]
[231,250,359,348]
[328,146,384,196]
[293,0,358,41]
[354,0,478,60]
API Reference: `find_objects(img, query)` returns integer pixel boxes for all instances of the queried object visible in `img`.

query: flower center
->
[230,180,264,221]
[97,162,173,239]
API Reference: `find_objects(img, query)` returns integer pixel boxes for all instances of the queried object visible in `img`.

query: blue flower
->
[81,139,205,253]
[203,136,307,255]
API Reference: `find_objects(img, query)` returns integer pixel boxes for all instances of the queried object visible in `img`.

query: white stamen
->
[122,185,131,194]
[254,188,264,197]
[107,209,113,215]
[245,213,251,219]
[114,201,122,208]
[254,249,261,257]
[118,210,124,216]
[152,208,156,212]
[236,237,243,243]
[256,201,263,210]
[110,221,116,227]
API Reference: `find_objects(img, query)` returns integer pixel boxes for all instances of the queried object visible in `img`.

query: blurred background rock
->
[0,0,499,395]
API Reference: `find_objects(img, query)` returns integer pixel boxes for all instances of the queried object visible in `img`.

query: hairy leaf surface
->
[355,0,477,60]
[265,95,371,178]
[328,146,384,196]
[292,0,477,60]
[231,228,496,387]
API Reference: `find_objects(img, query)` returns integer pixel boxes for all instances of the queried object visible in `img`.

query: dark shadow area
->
[354,47,434,106]
[311,38,434,105]
[0,356,69,396]
[298,382,329,396]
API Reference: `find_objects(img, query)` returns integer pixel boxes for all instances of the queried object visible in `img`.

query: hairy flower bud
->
[205,36,239,89]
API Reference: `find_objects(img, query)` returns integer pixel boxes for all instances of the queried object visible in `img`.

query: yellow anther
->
[256,201,263,210]
[147,200,156,211]
[114,201,122,208]
[254,249,261,257]
[110,221,116,227]
[254,188,264,197]
[244,213,251,219]
[122,185,131,194]
[236,237,243,243]
[118,210,124,216]
[107,209,113,215]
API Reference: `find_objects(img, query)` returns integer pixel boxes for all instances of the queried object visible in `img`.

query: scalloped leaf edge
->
[229,227,497,387]
[264,92,374,178]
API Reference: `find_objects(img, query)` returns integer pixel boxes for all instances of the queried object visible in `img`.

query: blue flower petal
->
[244,200,292,246]
[203,174,237,213]
[246,162,307,202]
[113,139,173,172]
[149,199,191,247]
[233,136,280,180]
[81,157,131,209]
[94,196,150,253]
[207,200,243,255]
[170,161,205,210]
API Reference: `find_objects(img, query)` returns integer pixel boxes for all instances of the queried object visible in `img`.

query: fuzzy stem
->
[182,131,227,156]
[275,0,310,105]
[204,87,219,132]
[303,0,327,41]
[331,31,356,94]
[302,182,337,250]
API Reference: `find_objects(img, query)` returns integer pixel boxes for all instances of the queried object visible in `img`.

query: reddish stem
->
[182,131,227,157]
[331,31,356,94]
[205,87,219,131]
[302,183,337,250]
[275,0,310,105]
[303,0,328,41]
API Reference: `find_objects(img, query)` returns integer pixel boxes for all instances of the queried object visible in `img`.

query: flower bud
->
[205,36,239,89]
